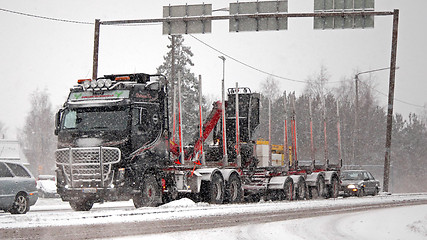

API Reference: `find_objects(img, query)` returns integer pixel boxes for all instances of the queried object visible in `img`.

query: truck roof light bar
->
[115,76,131,81]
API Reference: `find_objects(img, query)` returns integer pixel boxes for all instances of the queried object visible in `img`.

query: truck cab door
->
[131,105,161,151]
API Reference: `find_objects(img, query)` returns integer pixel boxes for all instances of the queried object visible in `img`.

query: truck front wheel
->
[133,174,161,208]
[69,199,94,211]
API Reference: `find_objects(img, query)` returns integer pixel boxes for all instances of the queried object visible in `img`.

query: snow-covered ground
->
[1,193,427,239]
[119,203,427,240]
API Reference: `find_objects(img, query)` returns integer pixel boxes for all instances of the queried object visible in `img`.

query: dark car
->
[0,161,38,214]
[340,170,380,197]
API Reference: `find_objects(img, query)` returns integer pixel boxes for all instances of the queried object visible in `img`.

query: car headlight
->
[347,184,357,189]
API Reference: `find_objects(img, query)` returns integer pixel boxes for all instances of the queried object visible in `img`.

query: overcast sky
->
[0,0,426,139]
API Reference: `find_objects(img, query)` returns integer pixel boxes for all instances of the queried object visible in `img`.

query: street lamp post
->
[353,66,399,190]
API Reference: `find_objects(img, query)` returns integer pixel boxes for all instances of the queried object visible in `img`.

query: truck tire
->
[309,175,326,199]
[69,199,94,211]
[327,177,339,199]
[201,173,224,204]
[225,173,242,203]
[295,178,307,200]
[10,193,29,214]
[133,174,161,208]
[282,178,294,201]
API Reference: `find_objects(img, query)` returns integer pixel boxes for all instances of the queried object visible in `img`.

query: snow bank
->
[160,198,198,208]
[1,193,427,231]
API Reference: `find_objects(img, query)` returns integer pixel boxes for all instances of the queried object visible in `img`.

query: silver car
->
[340,170,380,197]
[0,161,38,214]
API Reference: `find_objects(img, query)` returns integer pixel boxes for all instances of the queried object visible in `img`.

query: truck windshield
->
[61,106,129,131]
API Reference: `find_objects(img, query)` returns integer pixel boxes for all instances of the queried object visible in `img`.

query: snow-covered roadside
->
[116,204,427,240]
[1,193,427,230]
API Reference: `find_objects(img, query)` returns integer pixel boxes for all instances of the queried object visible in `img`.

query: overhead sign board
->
[229,1,288,32]
[314,0,374,29]
[163,4,212,35]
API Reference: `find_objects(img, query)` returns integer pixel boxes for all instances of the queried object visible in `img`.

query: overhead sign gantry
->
[90,0,398,192]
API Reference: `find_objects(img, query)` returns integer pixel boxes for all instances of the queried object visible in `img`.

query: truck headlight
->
[347,184,356,189]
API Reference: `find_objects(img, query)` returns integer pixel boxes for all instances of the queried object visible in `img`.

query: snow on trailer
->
[53,73,342,211]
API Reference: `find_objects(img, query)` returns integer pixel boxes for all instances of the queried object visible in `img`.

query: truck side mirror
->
[54,109,63,136]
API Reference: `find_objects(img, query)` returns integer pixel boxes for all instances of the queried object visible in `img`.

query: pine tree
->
[157,35,201,144]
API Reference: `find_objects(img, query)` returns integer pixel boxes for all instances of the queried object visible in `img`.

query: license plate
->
[82,188,97,193]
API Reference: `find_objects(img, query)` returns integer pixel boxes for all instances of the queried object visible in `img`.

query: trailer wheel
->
[282,179,294,201]
[202,173,224,204]
[309,175,326,199]
[69,199,94,211]
[225,174,242,203]
[327,177,339,199]
[133,174,161,208]
[295,179,307,200]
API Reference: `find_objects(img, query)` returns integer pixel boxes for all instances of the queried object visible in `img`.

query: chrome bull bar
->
[55,147,121,188]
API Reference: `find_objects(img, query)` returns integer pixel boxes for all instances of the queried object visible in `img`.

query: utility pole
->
[383,9,399,193]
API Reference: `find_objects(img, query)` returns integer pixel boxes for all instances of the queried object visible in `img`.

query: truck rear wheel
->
[281,179,294,201]
[69,199,94,211]
[295,179,307,200]
[309,175,326,199]
[201,173,224,204]
[134,174,161,208]
[326,177,339,198]
[225,174,242,203]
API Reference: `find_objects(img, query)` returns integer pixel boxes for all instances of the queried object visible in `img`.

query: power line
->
[359,81,425,108]
[0,7,93,25]
[189,34,308,84]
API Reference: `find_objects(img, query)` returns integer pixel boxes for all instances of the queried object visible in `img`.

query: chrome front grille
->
[55,147,121,188]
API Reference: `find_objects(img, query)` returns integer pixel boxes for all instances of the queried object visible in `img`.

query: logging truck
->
[54,73,340,211]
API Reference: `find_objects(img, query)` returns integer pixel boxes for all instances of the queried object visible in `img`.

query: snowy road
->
[1,193,427,239]
[131,203,427,240]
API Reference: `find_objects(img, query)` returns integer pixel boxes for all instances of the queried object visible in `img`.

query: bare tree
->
[260,75,281,102]
[19,89,56,176]
[304,65,332,99]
